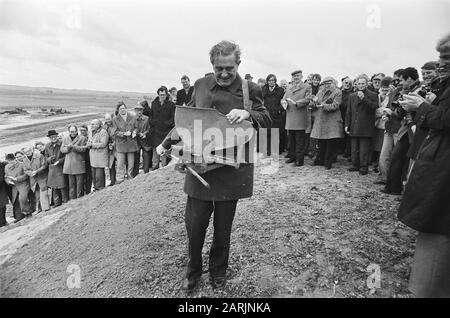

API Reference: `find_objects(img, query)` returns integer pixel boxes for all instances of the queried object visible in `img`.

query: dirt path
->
[0,156,415,298]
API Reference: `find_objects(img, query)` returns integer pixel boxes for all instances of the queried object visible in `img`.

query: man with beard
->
[397,32,450,297]
[176,75,194,106]
[156,40,270,293]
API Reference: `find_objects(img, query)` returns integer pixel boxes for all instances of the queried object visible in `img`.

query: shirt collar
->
[207,73,243,93]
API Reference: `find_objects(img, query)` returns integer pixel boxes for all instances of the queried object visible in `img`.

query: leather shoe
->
[359,168,368,175]
[210,276,226,289]
[286,158,296,164]
[181,278,199,293]
[348,166,359,172]
[373,180,386,185]
[295,161,304,166]
[284,154,292,159]
[380,188,401,195]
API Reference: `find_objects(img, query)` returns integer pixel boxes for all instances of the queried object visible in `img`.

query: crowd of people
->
[1,34,449,297]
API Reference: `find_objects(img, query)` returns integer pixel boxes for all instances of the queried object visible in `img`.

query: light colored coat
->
[89,128,109,168]
[5,161,30,203]
[112,113,139,153]
[310,87,344,139]
[284,82,312,131]
[61,134,87,175]
[22,151,48,192]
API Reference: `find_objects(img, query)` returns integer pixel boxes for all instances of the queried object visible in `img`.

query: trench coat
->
[398,78,450,235]
[112,113,139,153]
[135,114,152,151]
[0,161,11,207]
[45,140,66,189]
[345,89,378,137]
[262,84,285,128]
[310,87,344,139]
[22,151,48,192]
[149,98,176,147]
[162,73,271,201]
[283,82,312,132]
[4,161,30,204]
[89,128,109,168]
[61,134,87,175]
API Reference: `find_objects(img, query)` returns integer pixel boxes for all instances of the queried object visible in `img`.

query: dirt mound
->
[0,157,415,298]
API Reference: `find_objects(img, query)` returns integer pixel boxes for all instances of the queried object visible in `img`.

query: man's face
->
[135,108,143,116]
[342,79,352,90]
[372,78,381,90]
[91,121,100,131]
[213,54,239,87]
[158,91,167,102]
[36,144,45,152]
[69,127,78,138]
[80,127,88,137]
[380,86,390,96]
[23,147,33,157]
[15,153,24,162]
[438,52,450,81]
[356,79,367,91]
[118,105,127,116]
[49,135,58,143]
[399,75,415,90]
[421,69,437,85]
[279,80,288,90]
[181,79,190,90]
[392,74,400,87]
[323,82,332,90]
[104,115,112,126]
[312,78,320,87]
[267,77,276,88]
[292,73,303,84]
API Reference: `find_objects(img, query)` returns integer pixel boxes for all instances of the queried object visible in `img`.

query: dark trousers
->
[68,174,85,200]
[110,158,117,185]
[316,138,341,168]
[0,206,7,226]
[340,133,351,157]
[28,189,36,213]
[351,137,372,169]
[185,196,237,280]
[12,192,31,221]
[84,169,92,195]
[386,134,410,193]
[288,130,307,162]
[91,167,105,190]
[133,148,153,176]
[52,187,69,206]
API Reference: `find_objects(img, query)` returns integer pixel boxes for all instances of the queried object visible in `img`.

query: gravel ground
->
[0,155,416,298]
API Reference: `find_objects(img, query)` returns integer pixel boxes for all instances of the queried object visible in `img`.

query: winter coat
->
[4,161,29,203]
[103,123,116,168]
[398,78,450,235]
[135,114,152,151]
[89,128,109,168]
[112,113,139,153]
[345,89,378,137]
[162,73,271,201]
[262,84,285,128]
[284,82,312,131]
[149,98,176,147]
[22,151,48,192]
[176,86,194,106]
[340,88,352,125]
[0,161,11,207]
[61,134,87,175]
[310,87,344,139]
[45,140,66,189]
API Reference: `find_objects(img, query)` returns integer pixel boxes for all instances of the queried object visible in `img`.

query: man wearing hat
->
[244,73,253,82]
[44,130,68,206]
[281,69,313,166]
[132,102,151,176]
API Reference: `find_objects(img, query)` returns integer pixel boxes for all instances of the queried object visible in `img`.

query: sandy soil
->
[0,156,415,298]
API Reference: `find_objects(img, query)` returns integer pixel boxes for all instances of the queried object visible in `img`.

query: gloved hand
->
[156,144,167,155]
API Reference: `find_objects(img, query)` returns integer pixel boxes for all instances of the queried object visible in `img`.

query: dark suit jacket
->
[176,87,194,106]
[149,98,176,147]
[345,89,378,137]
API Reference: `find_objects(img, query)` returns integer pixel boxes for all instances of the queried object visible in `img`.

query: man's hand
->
[425,92,437,103]
[156,144,168,155]
[399,94,426,112]
[280,99,288,110]
[226,109,250,124]
[86,141,93,148]
[344,126,350,135]
[411,125,417,134]
[124,131,132,137]
[383,108,393,116]
[357,91,365,100]
[67,145,73,151]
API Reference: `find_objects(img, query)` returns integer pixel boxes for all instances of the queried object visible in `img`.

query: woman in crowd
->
[310,77,343,169]
[112,101,139,183]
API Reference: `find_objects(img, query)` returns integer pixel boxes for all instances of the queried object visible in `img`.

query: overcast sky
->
[0,0,449,93]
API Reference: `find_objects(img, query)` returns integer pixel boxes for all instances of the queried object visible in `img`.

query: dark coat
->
[112,113,139,153]
[398,78,450,235]
[45,140,66,189]
[176,86,194,106]
[135,114,152,151]
[149,98,176,147]
[0,161,11,207]
[262,84,285,128]
[345,89,378,137]
[164,73,271,201]
[340,88,352,124]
